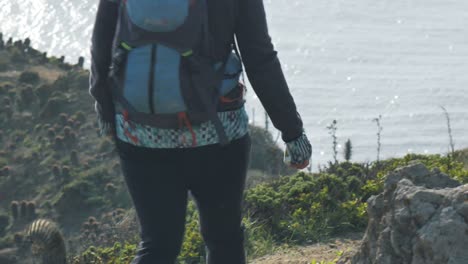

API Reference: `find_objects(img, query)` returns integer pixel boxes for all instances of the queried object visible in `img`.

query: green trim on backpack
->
[181,50,193,57]
[121,42,133,51]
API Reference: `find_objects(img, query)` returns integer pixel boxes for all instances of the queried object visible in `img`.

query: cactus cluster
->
[80,216,103,243]
[10,200,36,221]
[105,183,117,195]
[51,165,71,182]
[26,219,67,264]
[47,128,56,140]
[59,113,68,125]
[54,136,64,150]
[80,209,129,247]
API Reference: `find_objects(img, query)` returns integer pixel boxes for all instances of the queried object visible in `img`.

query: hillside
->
[1,36,468,264]
[0,37,129,234]
[0,36,294,257]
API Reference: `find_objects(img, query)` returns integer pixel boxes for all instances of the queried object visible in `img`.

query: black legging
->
[115,134,251,264]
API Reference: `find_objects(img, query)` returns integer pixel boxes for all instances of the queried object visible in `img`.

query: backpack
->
[108,0,245,146]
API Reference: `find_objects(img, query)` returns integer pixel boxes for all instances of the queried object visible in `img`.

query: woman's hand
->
[284,132,312,170]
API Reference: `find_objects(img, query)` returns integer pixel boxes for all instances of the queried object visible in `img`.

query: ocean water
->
[1,0,467,170]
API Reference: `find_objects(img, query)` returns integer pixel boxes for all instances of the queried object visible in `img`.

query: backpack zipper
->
[148,44,157,114]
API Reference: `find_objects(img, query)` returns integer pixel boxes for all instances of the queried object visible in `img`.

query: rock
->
[339,162,468,264]
[0,248,18,264]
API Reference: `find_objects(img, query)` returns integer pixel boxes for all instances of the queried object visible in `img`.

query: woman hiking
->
[89,0,312,263]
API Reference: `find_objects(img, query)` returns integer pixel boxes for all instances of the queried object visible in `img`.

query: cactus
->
[54,136,64,150]
[77,56,85,68]
[19,85,35,105]
[13,40,23,48]
[24,38,31,48]
[26,201,37,220]
[26,219,67,264]
[82,222,90,231]
[88,232,97,242]
[4,105,13,119]
[70,150,79,165]
[58,113,68,125]
[63,126,71,137]
[36,84,52,106]
[52,165,60,178]
[105,183,117,195]
[73,120,81,128]
[70,131,77,141]
[10,201,19,219]
[61,166,70,179]
[13,232,24,245]
[87,216,96,225]
[74,111,86,122]
[19,200,27,219]
[67,118,75,127]
[90,221,100,233]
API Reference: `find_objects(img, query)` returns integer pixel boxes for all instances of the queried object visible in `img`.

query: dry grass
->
[250,232,362,264]
[29,65,64,83]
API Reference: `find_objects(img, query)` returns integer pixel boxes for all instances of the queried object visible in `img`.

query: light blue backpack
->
[109,0,244,146]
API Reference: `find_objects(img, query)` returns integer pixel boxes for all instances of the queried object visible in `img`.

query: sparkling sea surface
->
[1,0,467,170]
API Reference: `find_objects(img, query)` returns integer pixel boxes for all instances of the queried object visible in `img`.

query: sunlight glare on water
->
[0,0,467,170]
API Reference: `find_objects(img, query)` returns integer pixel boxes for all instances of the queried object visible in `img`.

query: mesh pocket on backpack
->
[125,0,190,32]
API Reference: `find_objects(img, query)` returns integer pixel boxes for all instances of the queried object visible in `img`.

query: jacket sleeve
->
[235,0,304,142]
[89,0,120,124]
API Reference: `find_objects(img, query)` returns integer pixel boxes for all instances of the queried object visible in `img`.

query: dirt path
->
[250,233,362,264]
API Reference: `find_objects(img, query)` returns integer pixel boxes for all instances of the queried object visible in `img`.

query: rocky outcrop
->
[340,162,468,264]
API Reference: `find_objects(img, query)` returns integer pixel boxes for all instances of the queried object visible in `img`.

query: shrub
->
[245,172,369,244]
[19,71,40,84]
[178,202,205,262]
[70,242,137,264]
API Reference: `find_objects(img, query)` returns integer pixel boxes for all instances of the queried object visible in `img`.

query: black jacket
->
[89,0,304,142]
